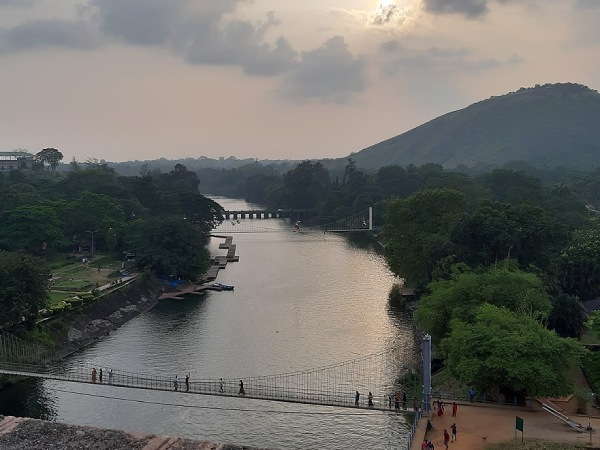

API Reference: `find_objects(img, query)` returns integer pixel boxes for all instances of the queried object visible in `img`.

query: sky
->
[1,0,599,164]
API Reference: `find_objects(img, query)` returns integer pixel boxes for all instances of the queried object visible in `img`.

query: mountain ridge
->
[349,83,600,170]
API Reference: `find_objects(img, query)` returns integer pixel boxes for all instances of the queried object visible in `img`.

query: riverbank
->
[0,415,270,449]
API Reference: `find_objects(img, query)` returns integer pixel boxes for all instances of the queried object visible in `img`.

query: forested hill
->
[350,83,600,170]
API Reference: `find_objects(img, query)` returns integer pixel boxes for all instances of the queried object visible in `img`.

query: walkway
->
[411,400,600,450]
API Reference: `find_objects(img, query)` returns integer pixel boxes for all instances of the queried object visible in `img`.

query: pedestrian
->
[402,391,407,410]
[443,429,450,449]
[469,387,476,403]
[219,378,224,393]
[174,375,179,391]
[421,439,428,450]
[239,380,245,396]
[427,440,435,450]
[451,423,457,442]
[368,391,374,407]
[355,390,360,406]
[388,395,392,408]
[91,367,97,383]
[452,401,457,417]
[395,392,400,410]
[185,373,190,392]
[99,368,103,383]
[413,397,418,411]
[108,369,113,385]
[437,400,444,416]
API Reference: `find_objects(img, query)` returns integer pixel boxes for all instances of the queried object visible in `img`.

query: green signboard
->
[516,416,524,431]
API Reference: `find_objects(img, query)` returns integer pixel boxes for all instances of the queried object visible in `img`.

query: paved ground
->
[412,400,600,450]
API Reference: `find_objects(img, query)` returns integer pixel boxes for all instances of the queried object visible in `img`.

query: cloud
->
[367,3,414,27]
[378,41,521,75]
[422,0,520,18]
[183,12,296,76]
[0,0,36,7]
[575,0,600,9]
[0,19,103,52]
[280,36,367,104]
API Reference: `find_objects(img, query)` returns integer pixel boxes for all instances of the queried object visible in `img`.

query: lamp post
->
[86,230,99,257]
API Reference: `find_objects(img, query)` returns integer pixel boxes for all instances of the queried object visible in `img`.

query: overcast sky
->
[1,0,599,163]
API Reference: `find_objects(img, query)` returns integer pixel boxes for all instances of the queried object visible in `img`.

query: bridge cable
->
[43,386,396,417]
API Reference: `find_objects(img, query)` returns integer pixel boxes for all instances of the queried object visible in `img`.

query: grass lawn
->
[49,253,126,298]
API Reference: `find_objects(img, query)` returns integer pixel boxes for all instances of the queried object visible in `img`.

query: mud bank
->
[0,416,270,450]
[41,279,161,359]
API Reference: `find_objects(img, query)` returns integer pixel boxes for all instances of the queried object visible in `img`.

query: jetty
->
[158,235,238,300]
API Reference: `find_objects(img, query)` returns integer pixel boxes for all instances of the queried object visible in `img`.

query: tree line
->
[0,161,223,328]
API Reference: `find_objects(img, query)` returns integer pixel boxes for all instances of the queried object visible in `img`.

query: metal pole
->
[422,334,432,414]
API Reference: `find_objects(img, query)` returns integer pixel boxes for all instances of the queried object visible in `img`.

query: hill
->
[349,83,600,170]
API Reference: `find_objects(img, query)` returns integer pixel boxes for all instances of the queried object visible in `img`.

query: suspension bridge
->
[213,207,373,234]
[0,331,418,413]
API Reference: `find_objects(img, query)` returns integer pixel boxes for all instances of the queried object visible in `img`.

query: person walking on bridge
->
[185,374,190,392]
[91,367,97,383]
[355,390,360,406]
[108,369,113,385]
[239,380,245,395]
[368,391,374,407]
[174,375,179,391]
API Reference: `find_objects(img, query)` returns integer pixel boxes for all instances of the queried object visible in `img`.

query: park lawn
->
[48,291,76,307]
[48,253,126,298]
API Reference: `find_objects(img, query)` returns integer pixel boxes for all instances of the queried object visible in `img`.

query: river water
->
[0,197,416,450]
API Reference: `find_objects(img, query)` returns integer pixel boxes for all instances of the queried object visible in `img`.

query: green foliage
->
[35,148,64,171]
[124,215,211,280]
[558,228,600,300]
[383,188,466,287]
[388,283,405,308]
[275,160,330,209]
[416,266,551,343]
[582,351,600,396]
[0,250,50,327]
[0,204,68,253]
[443,303,585,397]
[547,294,587,338]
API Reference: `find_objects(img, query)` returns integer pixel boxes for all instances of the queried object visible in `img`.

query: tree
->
[547,293,586,339]
[443,303,584,398]
[415,266,551,343]
[383,188,465,287]
[558,229,600,300]
[35,148,63,171]
[453,201,565,271]
[124,215,211,280]
[278,161,330,209]
[0,205,67,253]
[0,250,49,327]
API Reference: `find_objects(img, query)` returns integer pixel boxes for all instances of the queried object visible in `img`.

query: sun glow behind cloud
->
[367,0,417,27]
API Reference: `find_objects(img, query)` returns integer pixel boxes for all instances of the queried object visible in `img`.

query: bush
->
[388,283,406,307]
[582,352,600,394]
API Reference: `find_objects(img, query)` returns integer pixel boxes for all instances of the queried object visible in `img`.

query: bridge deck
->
[0,367,415,414]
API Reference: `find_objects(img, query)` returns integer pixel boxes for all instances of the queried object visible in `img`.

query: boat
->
[210,283,234,291]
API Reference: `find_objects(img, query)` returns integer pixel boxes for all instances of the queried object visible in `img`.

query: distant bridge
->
[222,209,316,220]
[214,207,373,234]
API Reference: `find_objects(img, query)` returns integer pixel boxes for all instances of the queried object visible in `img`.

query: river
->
[0,197,417,450]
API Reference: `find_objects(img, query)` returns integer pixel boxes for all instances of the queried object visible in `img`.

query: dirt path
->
[413,401,600,450]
